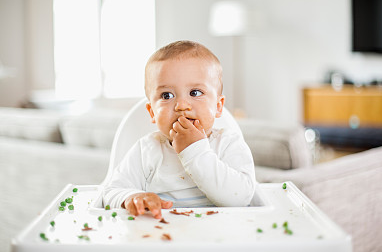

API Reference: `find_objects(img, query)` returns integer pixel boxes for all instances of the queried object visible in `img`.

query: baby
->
[103,40,256,219]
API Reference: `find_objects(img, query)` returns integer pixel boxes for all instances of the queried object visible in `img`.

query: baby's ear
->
[215,95,225,118]
[145,102,156,123]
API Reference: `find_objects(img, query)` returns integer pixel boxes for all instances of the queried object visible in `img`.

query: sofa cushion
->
[0,108,63,142]
[237,119,312,169]
[59,109,125,150]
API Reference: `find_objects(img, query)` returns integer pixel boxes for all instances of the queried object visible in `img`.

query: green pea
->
[73,188,78,193]
[58,206,65,211]
[257,228,263,233]
[282,183,287,189]
[195,213,202,217]
[127,216,135,220]
[84,223,89,229]
[40,233,48,241]
[50,221,55,227]
[60,201,66,207]
[112,212,117,218]
[68,205,74,210]
[105,205,110,210]
[65,197,73,204]
[272,223,277,229]
[98,216,103,221]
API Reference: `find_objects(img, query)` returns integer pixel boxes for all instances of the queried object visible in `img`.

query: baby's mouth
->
[186,117,195,124]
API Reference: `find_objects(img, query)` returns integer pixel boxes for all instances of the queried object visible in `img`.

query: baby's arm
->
[178,130,256,207]
[104,140,172,218]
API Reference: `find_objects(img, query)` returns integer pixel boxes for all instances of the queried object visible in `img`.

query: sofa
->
[0,106,381,252]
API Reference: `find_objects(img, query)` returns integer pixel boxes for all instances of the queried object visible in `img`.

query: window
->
[53,0,155,100]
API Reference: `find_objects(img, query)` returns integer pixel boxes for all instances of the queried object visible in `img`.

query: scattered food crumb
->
[195,213,202,218]
[128,216,135,220]
[180,176,185,179]
[154,226,163,229]
[108,236,112,239]
[170,209,194,216]
[161,233,172,241]
[159,218,169,224]
[257,228,263,233]
[142,234,151,238]
[206,211,218,215]
[105,205,110,210]
[272,223,277,228]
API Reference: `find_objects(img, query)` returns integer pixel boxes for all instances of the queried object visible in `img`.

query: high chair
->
[12,98,352,252]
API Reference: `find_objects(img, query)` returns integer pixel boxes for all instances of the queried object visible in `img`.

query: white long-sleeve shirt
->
[103,128,256,208]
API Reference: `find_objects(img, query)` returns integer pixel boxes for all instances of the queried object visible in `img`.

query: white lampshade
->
[209,1,248,36]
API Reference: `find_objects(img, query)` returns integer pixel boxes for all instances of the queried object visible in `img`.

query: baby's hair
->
[145,40,223,96]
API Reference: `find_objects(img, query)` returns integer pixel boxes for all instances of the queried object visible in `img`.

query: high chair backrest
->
[101,98,243,186]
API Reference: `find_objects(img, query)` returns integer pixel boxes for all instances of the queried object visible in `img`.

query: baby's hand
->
[170,116,206,153]
[123,192,173,219]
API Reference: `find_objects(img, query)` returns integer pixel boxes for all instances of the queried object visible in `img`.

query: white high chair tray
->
[12,182,351,252]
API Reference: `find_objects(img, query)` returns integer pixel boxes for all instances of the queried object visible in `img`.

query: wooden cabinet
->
[303,85,382,128]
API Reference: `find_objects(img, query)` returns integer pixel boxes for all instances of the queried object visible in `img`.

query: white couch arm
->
[237,119,313,169]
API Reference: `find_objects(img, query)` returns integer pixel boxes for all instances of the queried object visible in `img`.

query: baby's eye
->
[161,92,174,100]
[190,90,203,97]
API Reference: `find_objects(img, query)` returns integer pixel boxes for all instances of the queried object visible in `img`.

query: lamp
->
[209,1,248,37]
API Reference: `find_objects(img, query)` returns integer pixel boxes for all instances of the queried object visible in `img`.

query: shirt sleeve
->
[103,140,147,209]
[178,131,256,207]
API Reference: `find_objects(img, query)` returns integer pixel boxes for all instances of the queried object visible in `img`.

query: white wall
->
[0,0,27,107]
[0,0,54,107]
[156,0,382,123]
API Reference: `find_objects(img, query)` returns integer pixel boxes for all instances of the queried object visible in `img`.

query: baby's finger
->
[161,200,173,209]
[173,121,185,132]
[194,120,206,135]
[177,116,192,128]
[126,200,138,216]
[144,199,162,219]
[133,197,145,215]
[169,129,176,140]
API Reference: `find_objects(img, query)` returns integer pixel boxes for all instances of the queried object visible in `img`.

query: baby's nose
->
[175,98,191,111]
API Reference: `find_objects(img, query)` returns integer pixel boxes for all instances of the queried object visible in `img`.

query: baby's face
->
[146,57,224,141]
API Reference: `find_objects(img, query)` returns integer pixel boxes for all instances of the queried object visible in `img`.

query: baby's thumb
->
[194,120,206,135]
[161,200,173,209]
